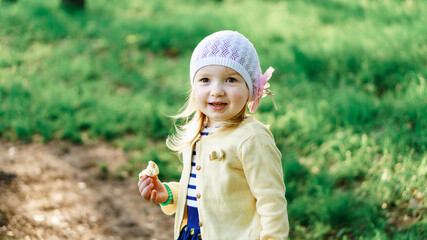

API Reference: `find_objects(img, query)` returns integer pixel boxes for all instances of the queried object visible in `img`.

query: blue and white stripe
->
[186,127,211,227]
[187,158,199,208]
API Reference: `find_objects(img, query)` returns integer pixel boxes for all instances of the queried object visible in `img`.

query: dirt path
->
[0,140,174,240]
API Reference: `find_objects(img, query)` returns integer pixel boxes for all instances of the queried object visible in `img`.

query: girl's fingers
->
[151,190,157,202]
[137,176,161,203]
[138,177,152,193]
[138,175,148,186]
[141,183,154,200]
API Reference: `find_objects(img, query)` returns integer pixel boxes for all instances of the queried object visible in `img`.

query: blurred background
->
[0,0,426,239]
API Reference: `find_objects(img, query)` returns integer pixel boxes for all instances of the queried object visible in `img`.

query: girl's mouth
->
[209,102,227,110]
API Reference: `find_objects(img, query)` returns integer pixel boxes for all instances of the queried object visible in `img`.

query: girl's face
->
[194,65,249,127]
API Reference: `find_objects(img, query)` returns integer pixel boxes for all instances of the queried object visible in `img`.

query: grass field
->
[1,0,426,239]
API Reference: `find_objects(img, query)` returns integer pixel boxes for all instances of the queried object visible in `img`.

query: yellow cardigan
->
[161,117,289,240]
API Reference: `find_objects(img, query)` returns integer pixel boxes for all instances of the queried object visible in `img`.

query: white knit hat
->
[190,30,263,101]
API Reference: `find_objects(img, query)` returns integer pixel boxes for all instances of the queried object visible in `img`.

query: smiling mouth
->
[209,102,227,106]
[209,102,228,110]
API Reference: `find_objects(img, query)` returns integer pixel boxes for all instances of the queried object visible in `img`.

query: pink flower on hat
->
[248,67,275,113]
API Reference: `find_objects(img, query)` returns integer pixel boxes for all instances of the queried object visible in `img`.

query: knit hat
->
[189,30,275,113]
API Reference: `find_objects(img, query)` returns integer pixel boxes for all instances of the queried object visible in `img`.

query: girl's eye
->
[200,78,209,83]
[226,77,237,83]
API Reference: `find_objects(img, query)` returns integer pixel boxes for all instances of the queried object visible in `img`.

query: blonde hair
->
[166,89,247,153]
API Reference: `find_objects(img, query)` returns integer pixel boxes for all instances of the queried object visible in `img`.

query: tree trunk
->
[61,0,85,11]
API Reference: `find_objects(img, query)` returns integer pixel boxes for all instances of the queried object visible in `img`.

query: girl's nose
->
[210,82,225,96]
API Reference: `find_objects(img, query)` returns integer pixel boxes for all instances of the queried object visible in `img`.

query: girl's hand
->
[138,175,169,204]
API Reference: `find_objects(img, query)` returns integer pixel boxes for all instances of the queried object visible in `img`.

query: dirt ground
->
[0,140,174,240]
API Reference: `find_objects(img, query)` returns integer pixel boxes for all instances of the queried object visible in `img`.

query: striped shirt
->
[186,127,210,228]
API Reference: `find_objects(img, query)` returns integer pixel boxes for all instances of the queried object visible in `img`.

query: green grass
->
[1,0,426,239]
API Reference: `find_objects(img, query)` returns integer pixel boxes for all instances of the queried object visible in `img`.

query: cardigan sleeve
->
[239,133,289,240]
[159,181,180,215]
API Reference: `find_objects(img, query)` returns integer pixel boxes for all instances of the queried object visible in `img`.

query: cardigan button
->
[199,221,203,227]
[196,165,201,171]
[196,193,201,199]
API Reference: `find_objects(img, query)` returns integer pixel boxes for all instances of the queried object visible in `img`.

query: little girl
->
[138,30,289,240]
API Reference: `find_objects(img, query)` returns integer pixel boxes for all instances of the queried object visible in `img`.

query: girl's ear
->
[244,82,250,102]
